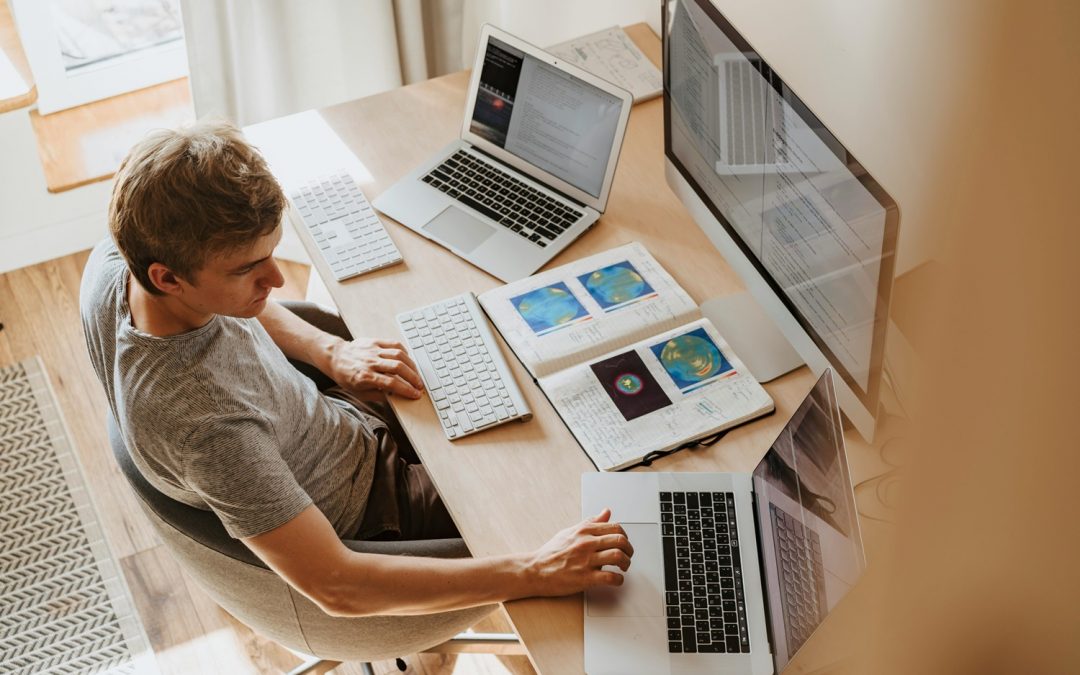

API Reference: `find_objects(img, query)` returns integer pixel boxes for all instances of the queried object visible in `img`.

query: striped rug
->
[0,357,154,674]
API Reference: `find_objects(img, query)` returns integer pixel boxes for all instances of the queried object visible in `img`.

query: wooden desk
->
[251,23,894,674]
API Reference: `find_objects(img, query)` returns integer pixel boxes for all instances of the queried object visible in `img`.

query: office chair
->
[105,301,520,674]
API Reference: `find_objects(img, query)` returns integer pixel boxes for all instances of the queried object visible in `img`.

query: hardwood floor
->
[0,251,534,675]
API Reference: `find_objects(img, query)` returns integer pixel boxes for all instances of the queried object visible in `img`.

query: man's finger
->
[580,521,627,537]
[376,358,424,390]
[592,533,634,557]
[375,339,406,351]
[594,548,632,571]
[369,372,423,399]
[591,570,625,587]
[381,348,418,372]
[589,508,612,523]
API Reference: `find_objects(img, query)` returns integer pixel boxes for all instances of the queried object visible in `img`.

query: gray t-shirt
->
[80,240,379,539]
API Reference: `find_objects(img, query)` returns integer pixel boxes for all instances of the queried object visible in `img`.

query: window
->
[13,0,187,113]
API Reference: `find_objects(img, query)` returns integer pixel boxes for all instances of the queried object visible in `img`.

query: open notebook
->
[478,242,773,470]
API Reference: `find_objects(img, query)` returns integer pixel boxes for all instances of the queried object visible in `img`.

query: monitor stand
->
[700,291,804,383]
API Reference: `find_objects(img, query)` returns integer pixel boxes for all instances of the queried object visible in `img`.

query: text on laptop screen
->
[751,371,864,670]
[470,37,623,199]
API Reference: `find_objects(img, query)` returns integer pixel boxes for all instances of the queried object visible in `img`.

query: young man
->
[81,120,632,617]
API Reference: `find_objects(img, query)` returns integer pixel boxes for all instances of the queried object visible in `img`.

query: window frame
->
[12,0,187,114]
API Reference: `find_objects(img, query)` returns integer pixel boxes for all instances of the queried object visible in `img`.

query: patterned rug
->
[0,358,154,674]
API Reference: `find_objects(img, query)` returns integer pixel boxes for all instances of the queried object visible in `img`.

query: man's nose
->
[263,258,285,288]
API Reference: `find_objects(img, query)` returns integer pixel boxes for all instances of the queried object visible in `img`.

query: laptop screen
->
[751,370,865,670]
[468,36,624,199]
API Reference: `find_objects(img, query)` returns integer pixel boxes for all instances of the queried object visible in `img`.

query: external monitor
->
[662,0,900,441]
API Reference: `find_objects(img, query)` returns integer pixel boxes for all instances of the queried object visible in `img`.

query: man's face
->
[178,225,285,319]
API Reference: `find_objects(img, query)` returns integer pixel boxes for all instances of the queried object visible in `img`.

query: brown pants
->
[327,389,460,541]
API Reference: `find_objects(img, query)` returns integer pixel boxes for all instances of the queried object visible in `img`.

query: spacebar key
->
[412,348,442,390]
[457,194,503,223]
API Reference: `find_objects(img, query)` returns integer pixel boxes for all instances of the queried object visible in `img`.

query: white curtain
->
[180,0,468,127]
[180,0,659,128]
[178,0,657,262]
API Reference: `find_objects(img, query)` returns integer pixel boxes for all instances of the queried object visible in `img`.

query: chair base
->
[287,632,523,674]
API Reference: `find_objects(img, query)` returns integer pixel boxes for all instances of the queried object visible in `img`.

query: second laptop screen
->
[469,37,623,199]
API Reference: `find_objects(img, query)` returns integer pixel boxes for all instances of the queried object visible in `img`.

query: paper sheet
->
[478,242,699,378]
[548,26,662,104]
[541,318,774,471]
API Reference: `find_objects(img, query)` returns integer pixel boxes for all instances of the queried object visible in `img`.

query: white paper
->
[548,26,662,104]
[541,318,774,471]
[478,242,699,378]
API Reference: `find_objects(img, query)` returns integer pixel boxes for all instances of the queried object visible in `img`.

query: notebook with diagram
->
[478,242,773,470]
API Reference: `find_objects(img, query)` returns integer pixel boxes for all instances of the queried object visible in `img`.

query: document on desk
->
[479,243,773,470]
[547,26,662,104]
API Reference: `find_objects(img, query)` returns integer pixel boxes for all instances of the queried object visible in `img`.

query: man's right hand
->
[524,508,634,596]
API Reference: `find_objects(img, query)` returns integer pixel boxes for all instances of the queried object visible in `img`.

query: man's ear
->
[146,262,189,297]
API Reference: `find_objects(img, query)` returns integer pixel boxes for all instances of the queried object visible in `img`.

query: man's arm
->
[244,504,633,617]
[256,299,423,398]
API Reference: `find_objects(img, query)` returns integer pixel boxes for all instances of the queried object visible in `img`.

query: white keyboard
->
[290,171,403,281]
[397,293,531,439]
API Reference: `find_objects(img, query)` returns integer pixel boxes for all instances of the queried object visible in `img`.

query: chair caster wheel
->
[396,657,407,671]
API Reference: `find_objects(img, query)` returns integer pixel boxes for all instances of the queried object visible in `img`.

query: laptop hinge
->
[467,145,589,210]
[750,490,779,669]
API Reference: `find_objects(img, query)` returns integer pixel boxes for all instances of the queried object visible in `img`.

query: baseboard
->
[0,211,108,274]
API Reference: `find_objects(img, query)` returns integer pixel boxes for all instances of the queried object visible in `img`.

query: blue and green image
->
[512,282,591,335]
[577,261,656,312]
[650,327,732,392]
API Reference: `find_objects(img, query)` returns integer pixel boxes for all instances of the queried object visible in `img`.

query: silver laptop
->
[372,24,633,283]
[582,370,865,674]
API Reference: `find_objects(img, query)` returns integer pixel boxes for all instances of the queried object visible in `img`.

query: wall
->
[0,109,110,274]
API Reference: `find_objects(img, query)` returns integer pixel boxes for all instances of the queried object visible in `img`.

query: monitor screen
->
[752,370,864,670]
[469,36,624,199]
[663,0,898,413]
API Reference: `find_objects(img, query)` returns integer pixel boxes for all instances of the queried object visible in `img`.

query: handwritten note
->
[548,26,662,104]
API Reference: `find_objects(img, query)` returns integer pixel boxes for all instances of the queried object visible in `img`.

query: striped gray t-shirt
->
[80,240,379,539]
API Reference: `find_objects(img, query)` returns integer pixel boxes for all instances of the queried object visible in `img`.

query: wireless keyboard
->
[397,293,531,439]
[290,171,403,281]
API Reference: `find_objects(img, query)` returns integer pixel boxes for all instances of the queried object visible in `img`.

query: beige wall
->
[758,1,1080,671]
[711,0,995,276]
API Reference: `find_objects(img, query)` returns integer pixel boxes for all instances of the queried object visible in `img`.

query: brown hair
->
[108,119,286,294]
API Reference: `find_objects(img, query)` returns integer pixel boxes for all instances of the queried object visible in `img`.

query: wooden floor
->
[0,250,535,675]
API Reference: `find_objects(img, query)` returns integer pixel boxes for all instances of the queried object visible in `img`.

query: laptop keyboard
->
[661,491,750,654]
[421,150,584,248]
[769,503,827,656]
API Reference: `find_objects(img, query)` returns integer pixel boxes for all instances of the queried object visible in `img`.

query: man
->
[81,120,632,617]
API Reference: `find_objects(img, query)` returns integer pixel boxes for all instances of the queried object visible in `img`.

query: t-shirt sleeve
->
[181,412,313,539]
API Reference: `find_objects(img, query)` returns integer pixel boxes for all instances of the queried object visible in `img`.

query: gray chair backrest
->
[107,416,492,662]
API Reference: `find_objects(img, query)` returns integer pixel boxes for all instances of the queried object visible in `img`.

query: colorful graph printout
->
[511,282,591,335]
[577,261,657,312]
[590,350,672,421]
[650,327,733,392]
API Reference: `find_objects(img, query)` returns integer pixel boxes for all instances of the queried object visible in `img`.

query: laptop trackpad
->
[423,205,495,253]
[586,523,664,617]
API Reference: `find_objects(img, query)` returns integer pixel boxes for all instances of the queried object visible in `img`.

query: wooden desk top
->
[252,23,894,674]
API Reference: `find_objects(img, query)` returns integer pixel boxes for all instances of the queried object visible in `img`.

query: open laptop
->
[372,25,633,283]
[582,369,865,674]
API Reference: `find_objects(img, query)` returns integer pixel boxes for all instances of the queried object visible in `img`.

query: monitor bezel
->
[662,0,900,423]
